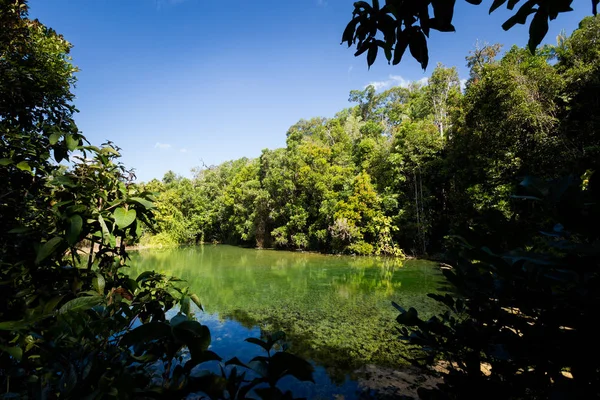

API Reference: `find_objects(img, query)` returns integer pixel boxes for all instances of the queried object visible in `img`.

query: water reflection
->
[129,245,444,388]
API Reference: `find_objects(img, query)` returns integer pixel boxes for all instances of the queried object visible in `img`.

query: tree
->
[465,41,504,83]
[427,63,461,137]
[341,0,598,69]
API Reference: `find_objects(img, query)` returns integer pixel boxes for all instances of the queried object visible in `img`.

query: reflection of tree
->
[129,246,443,376]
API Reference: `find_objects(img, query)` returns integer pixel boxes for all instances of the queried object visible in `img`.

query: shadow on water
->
[129,245,446,398]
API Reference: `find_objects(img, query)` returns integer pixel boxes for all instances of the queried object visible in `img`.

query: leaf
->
[180,296,191,316]
[136,271,157,282]
[409,29,429,70]
[465,0,482,3]
[393,30,409,65]
[528,9,548,52]
[43,295,65,315]
[507,0,520,10]
[396,307,420,326]
[49,132,62,145]
[502,0,537,30]
[0,320,29,331]
[392,301,407,313]
[113,207,136,229]
[431,0,456,23]
[190,294,203,311]
[54,146,67,163]
[7,226,31,234]
[130,197,155,210]
[428,18,456,32]
[98,214,111,245]
[52,175,76,188]
[2,346,23,361]
[58,296,103,314]
[35,237,63,264]
[341,17,358,45]
[0,158,13,166]
[66,215,83,245]
[270,352,315,383]
[93,273,105,294]
[170,313,188,327]
[121,322,172,347]
[65,134,79,151]
[354,42,370,57]
[225,357,249,369]
[367,42,378,68]
[16,161,31,172]
[354,1,373,11]
[172,320,211,359]
[100,146,120,156]
[245,337,271,352]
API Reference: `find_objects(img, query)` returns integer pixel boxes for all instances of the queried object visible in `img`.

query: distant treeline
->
[141,19,599,256]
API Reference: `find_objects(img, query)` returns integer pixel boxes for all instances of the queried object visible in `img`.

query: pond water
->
[129,245,446,398]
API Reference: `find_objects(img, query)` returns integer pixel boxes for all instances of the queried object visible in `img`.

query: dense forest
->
[144,18,599,258]
[2,0,600,397]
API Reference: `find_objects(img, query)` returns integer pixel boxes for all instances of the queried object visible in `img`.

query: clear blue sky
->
[29,0,590,182]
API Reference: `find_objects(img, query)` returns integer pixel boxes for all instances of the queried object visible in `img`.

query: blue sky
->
[29,0,590,182]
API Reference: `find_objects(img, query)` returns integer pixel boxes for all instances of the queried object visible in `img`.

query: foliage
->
[388,16,600,400]
[394,173,600,399]
[341,0,598,69]
[146,17,599,263]
[0,2,314,398]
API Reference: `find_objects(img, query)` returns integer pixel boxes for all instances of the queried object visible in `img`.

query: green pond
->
[129,245,445,398]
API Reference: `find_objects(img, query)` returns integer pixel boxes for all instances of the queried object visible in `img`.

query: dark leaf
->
[502,0,537,31]
[35,237,63,264]
[428,18,456,32]
[225,357,249,369]
[58,296,103,314]
[431,0,456,22]
[396,307,420,326]
[246,337,271,352]
[121,322,172,347]
[170,313,188,327]
[507,0,521,10]
[393,29,409,65]
[528,9,549,52]
[130,197,155,210]
[0,320,29,331]
[341,18,359,45]
[270,352,315,383]
[172,320,211,358]
[409,29,429,69]
[66,215,83,245]
[367,42,378,68]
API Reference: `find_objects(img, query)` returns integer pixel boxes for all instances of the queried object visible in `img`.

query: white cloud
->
[460,79,467,91]
[365,75,428,91]
[180,148,188,153]
[154,142,171,149]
